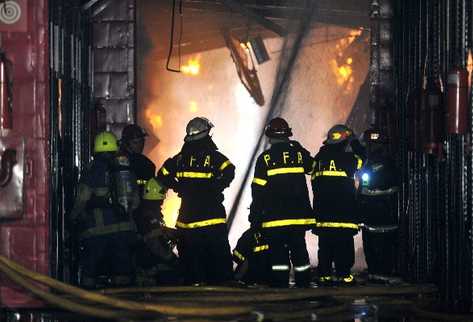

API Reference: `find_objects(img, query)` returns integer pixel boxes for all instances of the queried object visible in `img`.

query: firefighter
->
[232,227,271,285]
[132,177,181,285]
[119,124,158,286]
[358,128,399,279]
[156,117,235,285]
[70,131,139,289]
[312,124,363,285]
[119,124,156,197]
[250,117,315,288]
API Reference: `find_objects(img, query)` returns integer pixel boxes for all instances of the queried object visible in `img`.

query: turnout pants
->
[177,224,233,285]
[245,253,272,284]
[360,197,398,275]
[317,231,354,278]
[264,228,311,287]
[80,231,136,288]
[134,240,182,285]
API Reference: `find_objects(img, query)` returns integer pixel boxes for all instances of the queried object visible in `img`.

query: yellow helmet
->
[94,131,118,153]
[143,178,166,200]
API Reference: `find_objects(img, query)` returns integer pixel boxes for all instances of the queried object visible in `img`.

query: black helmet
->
[265,117,293,139]
[324,124,352,145]
[184,117,214,142]
[121,124,148,142]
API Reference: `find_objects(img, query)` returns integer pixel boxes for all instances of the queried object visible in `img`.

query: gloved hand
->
[162,226,179,242]
[146,238,176,262]
[249,213,262,230]
[349,134,366,158]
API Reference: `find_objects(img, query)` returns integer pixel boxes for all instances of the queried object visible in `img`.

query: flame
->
[181,56,201,76]
[329,28,362,93]
[189,100,198,112]
[145,108,163,132]
[330,58,353,88]
[467,49,473,88]
[348,29,362,41]
[350,29,363,36]
[162,193,181,227]
[338,64,352,80]
[240,42,252,50]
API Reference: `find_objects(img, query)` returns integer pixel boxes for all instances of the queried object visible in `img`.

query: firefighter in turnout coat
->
[157,117,235,285]
[232,227,271,285]
[312,124,363,285]
[70,131,139,288]
[250,117,315,287]
[119,124,156,198]
[358,128,399,277]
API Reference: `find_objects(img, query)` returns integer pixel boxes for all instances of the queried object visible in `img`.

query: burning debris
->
[330,28,364,94]
[181,56,201,76]
[223,30,265,106]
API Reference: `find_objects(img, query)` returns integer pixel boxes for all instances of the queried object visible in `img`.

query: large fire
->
[139,19,369,268]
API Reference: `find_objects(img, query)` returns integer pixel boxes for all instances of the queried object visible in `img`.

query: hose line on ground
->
[0,255,251,317]
[100,285,252,294]
[0,261,136,320]
[101,284,438,303]
[0,255,441,320]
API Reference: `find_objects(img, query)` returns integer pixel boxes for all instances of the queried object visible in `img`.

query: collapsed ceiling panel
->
[139,0,369,59]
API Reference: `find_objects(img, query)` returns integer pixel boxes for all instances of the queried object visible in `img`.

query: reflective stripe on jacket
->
[312,143,362,231]
[156,138,235,225]
[175,217,226,229]
[250,140,314,227]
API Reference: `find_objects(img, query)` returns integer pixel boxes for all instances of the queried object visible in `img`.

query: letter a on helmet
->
[324,124,352,145]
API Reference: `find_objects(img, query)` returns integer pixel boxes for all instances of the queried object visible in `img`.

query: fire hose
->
[0,260,132,320]
[0,255,439,320]
[101,283,437,302]
[0,255,251,318]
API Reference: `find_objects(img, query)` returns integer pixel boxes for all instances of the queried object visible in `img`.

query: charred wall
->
[92,0,136,136]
